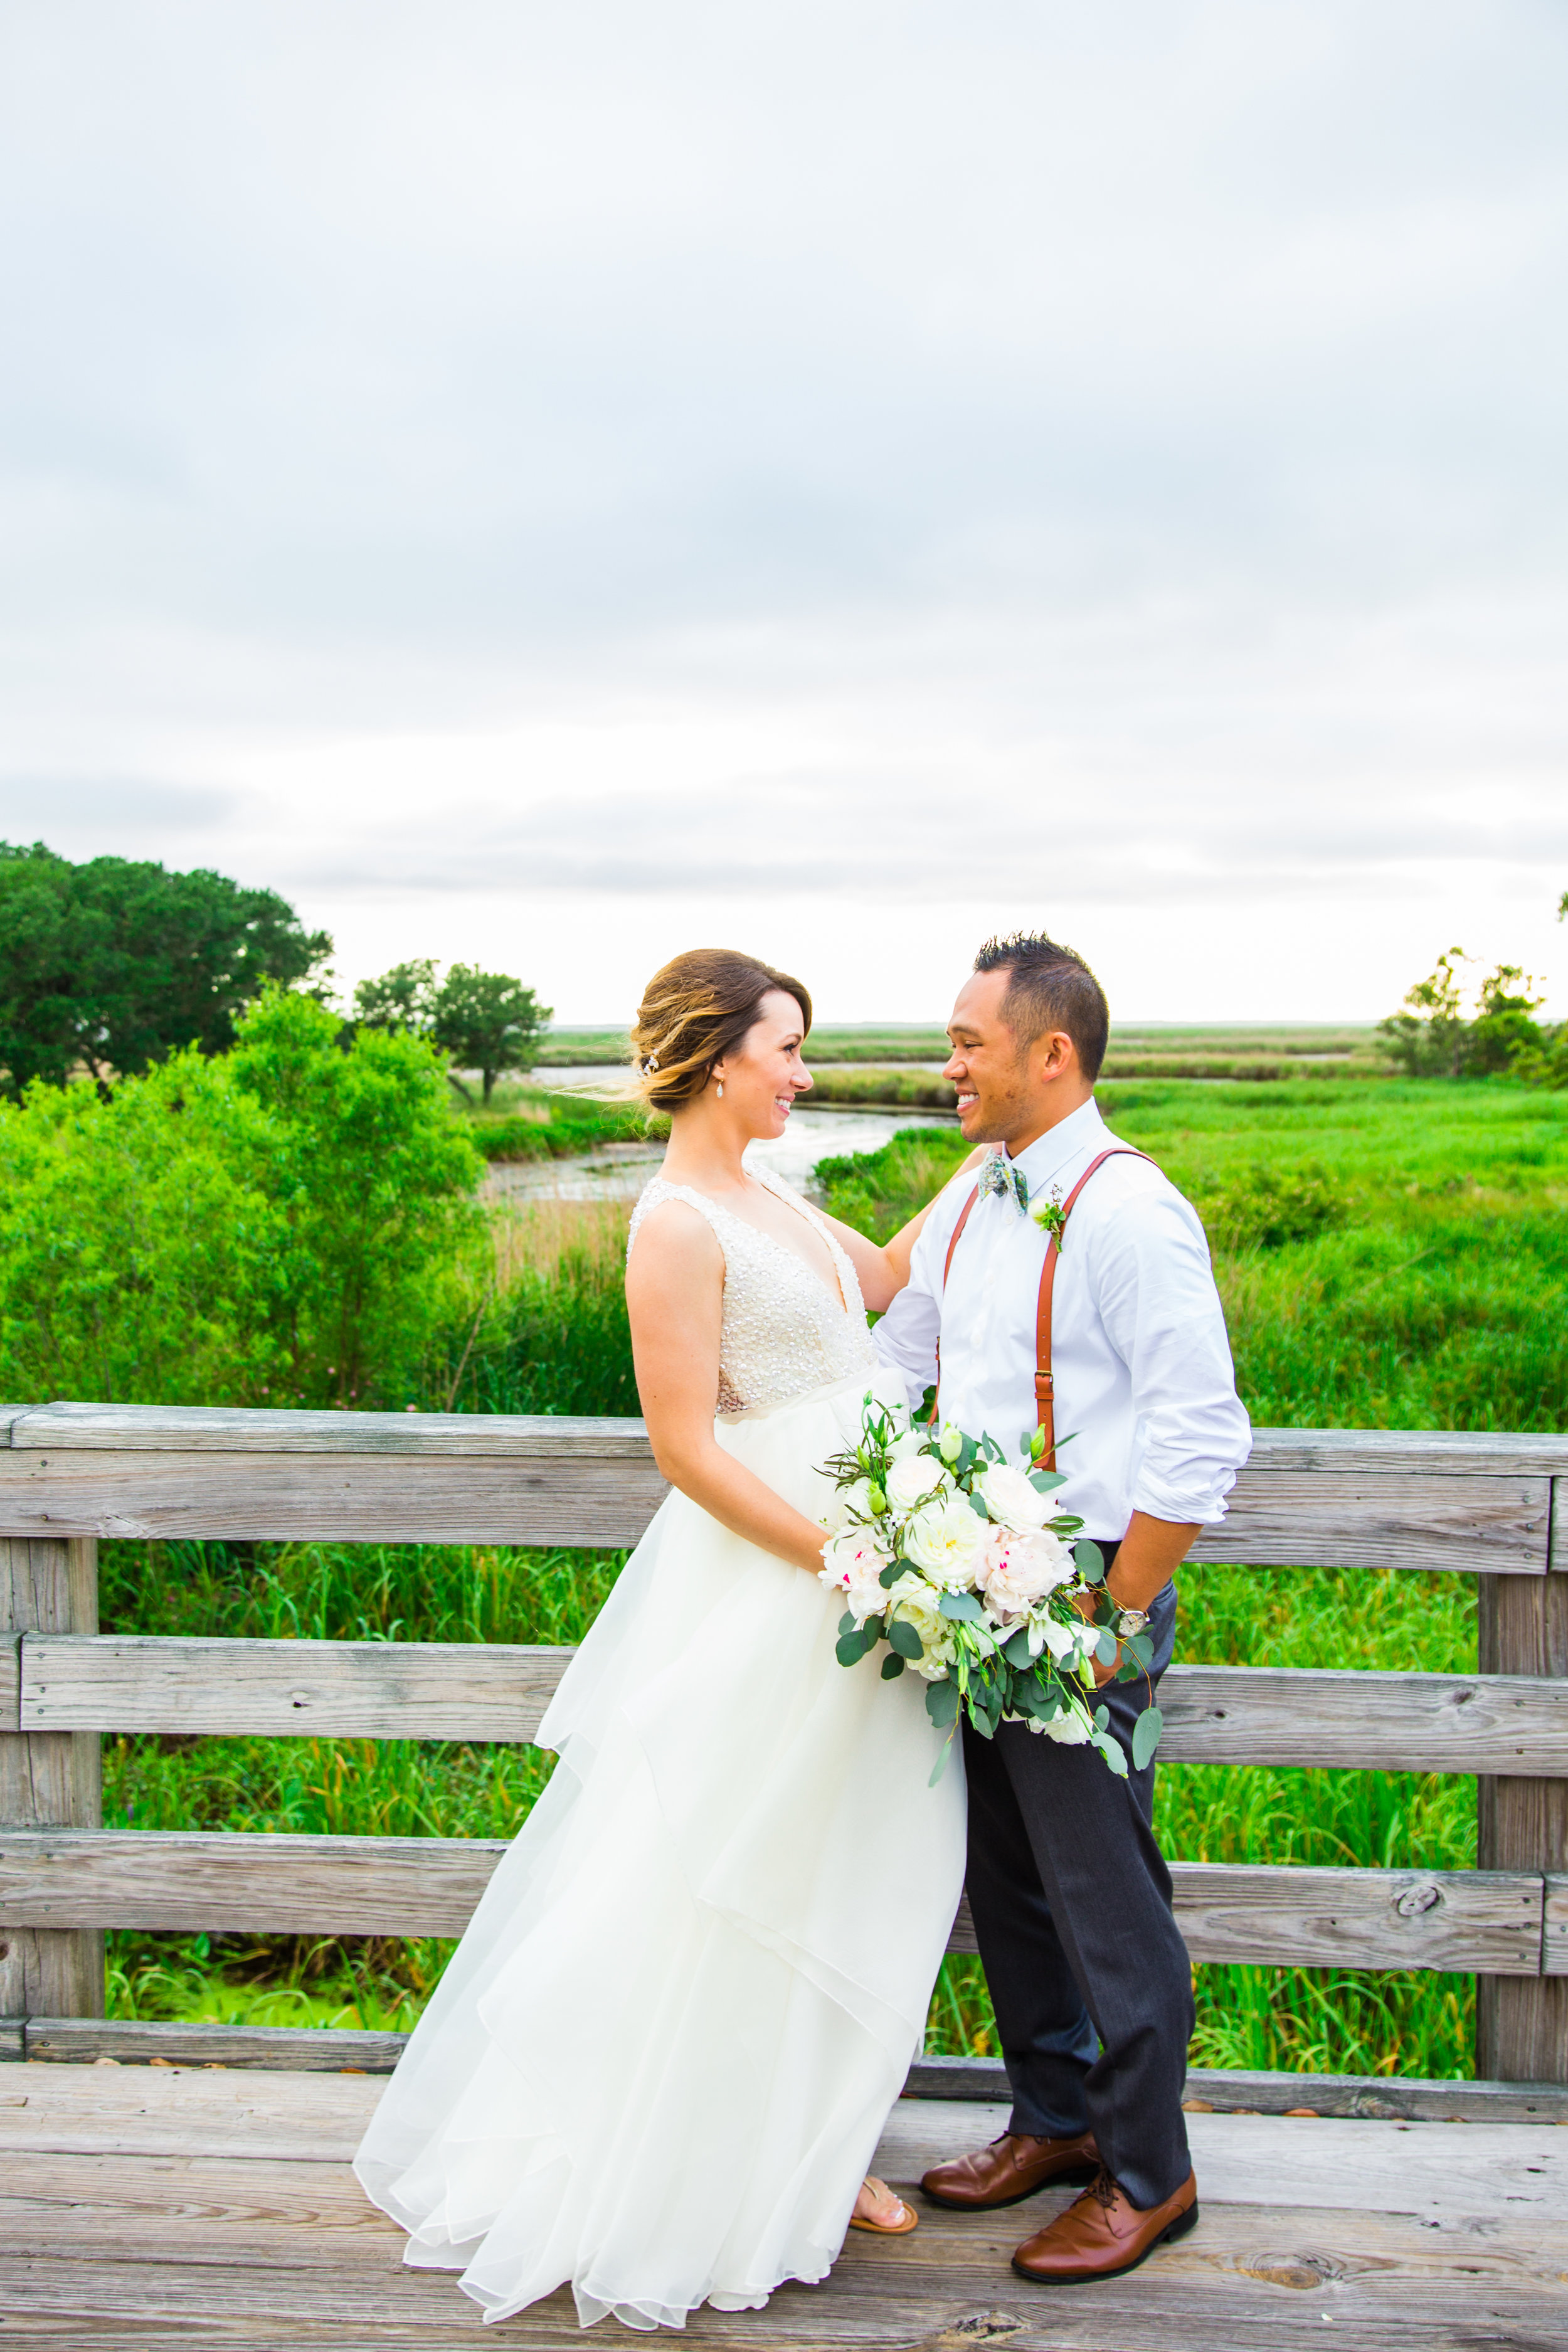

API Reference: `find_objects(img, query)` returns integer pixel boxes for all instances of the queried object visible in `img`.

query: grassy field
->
[98,1076,1567,2079]
[532,1023,1386,1076]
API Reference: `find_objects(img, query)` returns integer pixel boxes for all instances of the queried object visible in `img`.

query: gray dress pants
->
[959,1569,1194,2210]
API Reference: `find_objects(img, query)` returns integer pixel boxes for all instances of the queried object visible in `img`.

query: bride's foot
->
[849,2175,919,2235]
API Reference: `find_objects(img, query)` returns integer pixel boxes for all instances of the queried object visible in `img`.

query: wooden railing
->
[1,1402,1564,2097]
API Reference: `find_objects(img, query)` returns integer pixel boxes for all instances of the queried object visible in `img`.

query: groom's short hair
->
[973,932,1110,1082]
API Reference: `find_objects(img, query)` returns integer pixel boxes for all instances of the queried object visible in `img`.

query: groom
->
[874,931,1251,2285]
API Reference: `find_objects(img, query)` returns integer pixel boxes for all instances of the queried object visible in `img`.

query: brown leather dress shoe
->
[1012,2167,1199,2282]
[921,2129,1101,2212]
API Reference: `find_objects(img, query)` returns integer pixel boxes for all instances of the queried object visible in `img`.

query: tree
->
[352,959,551,1101]
[0,841,332,1101]
[1467,964,1547,1076]
[432,965,551,1103]
[352,959,438,1035]
[1379,948,1472,1078]
[1380,937,1552,1082]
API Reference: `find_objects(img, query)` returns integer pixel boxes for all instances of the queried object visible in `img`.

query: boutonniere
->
[1029,1186,1067,1248]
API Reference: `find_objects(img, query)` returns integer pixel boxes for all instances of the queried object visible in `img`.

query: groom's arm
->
[1093,1180,1251,1597]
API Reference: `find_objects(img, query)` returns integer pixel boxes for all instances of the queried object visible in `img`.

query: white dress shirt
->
[872,1096,1251,1539]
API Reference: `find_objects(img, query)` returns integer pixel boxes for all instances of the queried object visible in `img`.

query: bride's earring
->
[716,1079,724,1098]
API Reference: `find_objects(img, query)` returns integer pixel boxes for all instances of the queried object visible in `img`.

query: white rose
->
[977,1463,1051,1532]
[818,1528,894,1623]
[887,1426,929,1460]
[890,1596,958,1681]
[902,1494,985,1588]
[819,1476,877,1534]
[886,1453,950,1513]
[975,1527,1077,1621]
[1027,1610,1079,1661]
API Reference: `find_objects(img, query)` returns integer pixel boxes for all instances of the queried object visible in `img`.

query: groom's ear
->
[1034,1027,1079,1081]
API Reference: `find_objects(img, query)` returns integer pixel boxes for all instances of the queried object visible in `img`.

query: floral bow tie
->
[980,1153,1030,1215]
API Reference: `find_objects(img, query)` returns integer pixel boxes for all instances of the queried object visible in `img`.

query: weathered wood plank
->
[0,1449,1548,1569]
[0,1830,1544,1973]
[16,1402,1568,1478]
[29,2016,1568,2123]
[951,1865,1543,1973]
[23,2018,412,2072]
[1186,1469,1548,1572]
[909,2050,1568,2122]
[23,1638,1568,1776]
[21,1635,573,1743]
[0,1447,668,1546]
[7,1401,655,1457]
[1545,1873,1568,1976]
[0,1633,16,1735]
[1476,1570,1568,2083]
[0,1539,103,2020]
[1160,1662,1568,1772]
[1,2095,1566,2352]
[0,1408,1554,1569]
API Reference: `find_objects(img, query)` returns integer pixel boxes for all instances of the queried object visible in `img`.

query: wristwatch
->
[1114,1607,1151,1638]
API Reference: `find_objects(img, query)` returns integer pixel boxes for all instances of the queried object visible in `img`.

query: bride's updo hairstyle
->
[630,949,813,1114]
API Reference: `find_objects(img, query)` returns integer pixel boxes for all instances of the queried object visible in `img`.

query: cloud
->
[0,2,1564,1014]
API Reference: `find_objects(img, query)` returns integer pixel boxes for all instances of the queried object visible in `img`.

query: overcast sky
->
[3,1,1565,1024]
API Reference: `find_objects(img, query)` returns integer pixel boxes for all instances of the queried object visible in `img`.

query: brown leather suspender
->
[935,1147,1153,1467]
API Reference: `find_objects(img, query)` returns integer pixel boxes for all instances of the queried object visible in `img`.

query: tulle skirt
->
[352,1368,967,2330]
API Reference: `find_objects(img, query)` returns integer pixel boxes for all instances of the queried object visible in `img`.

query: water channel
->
[482,1067,956,1204]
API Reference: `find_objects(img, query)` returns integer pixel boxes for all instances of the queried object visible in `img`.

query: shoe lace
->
[1086,2168,1120,2212]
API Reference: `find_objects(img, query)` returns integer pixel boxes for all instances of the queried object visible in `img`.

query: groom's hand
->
[1074,1512,1203,1682]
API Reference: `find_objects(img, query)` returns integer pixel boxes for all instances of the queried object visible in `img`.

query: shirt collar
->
[1009,1096,1108,1193]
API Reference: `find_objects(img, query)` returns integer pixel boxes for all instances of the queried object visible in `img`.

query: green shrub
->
[1195,1164,1349,1253]
[0,987,484,1409]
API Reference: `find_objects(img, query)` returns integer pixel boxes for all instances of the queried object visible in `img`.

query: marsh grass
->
[102,1079,1565,2076]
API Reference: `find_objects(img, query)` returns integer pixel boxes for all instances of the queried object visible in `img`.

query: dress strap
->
[627,1178,729,1261]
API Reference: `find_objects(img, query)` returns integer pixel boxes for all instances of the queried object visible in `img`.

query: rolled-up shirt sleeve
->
[871,1217,943,1408]
[1091,1188,1252,1525]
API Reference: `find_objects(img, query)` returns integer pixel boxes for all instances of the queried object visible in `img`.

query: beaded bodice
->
[627,1165,876,1416]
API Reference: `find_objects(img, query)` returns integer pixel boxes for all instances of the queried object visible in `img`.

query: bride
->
[354,948,970,2331]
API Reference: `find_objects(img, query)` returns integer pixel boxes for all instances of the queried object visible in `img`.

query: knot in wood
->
[1394,1880,1443,1919]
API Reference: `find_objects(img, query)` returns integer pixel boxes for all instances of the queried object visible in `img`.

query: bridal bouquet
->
[817,1394,1163,1784]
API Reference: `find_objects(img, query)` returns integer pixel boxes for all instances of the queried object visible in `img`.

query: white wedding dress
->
[354,1167,967,2331]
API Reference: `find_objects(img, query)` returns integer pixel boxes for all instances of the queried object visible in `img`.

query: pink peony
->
[975,1526,1076,1621]
[818,1528,894,1623]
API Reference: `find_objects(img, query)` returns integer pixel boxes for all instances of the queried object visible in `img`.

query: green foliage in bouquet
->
[817,1394,1163,1784]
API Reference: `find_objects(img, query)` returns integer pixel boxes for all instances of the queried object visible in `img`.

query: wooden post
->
[0,1537,103,2020]
[1476,1518,1567,2082]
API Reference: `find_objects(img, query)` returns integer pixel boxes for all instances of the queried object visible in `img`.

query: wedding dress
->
[354,1165,967,2331]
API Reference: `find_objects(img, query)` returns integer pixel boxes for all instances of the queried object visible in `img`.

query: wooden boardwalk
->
[1,2066,1564,2349]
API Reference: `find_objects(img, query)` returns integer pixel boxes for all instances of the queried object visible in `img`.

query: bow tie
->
[980,1154,1030,1215]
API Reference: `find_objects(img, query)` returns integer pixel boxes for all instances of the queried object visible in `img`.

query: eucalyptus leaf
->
[881,1652,906,1681]
[1027,1470,1068,1493]
[1094,1629,1119,1665]
[1002,1628,1034,1668]
[887,1618,924,1660]
[1074,1540,1104,1581]
[1131,1705,1164,1772]
[1094,1704,1111,1730]
[877,1560,903,1589]
[1093,1732,1130,1779]
[938,1590,985,1622]
[926,1678,961,1727]
[1123,1632,1154,1671]
[928,1729,955,1786]
[837,1611,857,1637]
[835,1630,870,1667]
[967,1491,991,1520]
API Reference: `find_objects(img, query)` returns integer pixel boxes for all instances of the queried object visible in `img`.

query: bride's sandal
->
[849,2176,919,2235]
